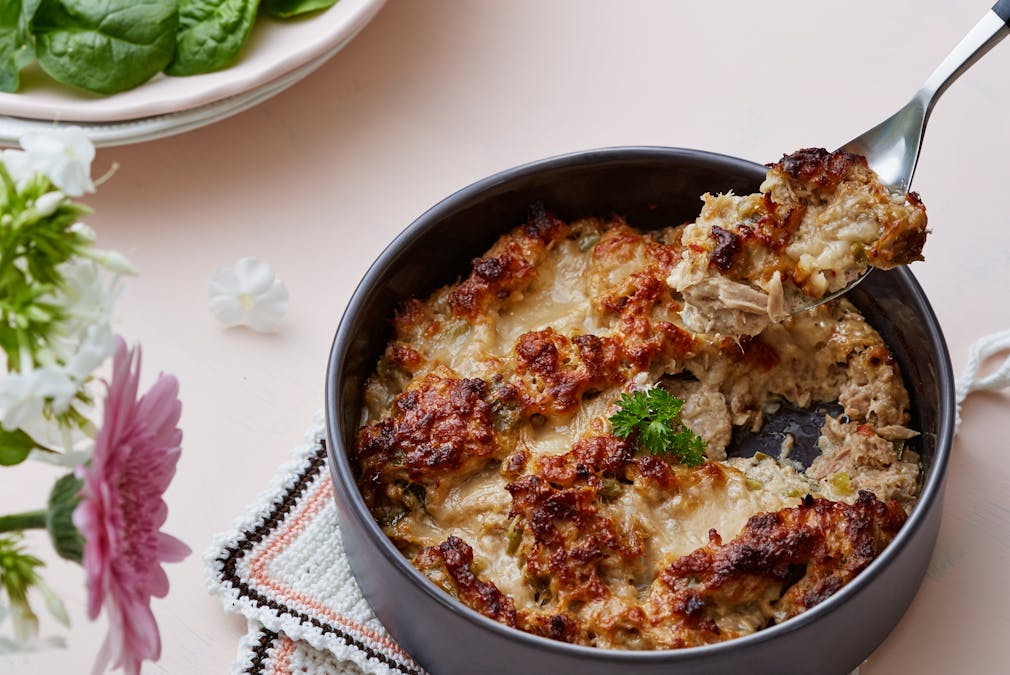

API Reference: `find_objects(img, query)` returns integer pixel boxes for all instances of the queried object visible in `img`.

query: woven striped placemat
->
[205,424,426,675]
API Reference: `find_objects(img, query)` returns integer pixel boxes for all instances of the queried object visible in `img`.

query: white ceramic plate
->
[0,0,384,124]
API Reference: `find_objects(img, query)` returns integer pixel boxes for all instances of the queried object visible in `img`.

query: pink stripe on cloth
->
[271,635,297,674]
[246,479,415,661]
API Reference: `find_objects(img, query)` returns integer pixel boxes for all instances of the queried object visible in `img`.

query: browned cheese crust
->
[354,200,920,651]
[772,149,927,270]
[642,491,907,648]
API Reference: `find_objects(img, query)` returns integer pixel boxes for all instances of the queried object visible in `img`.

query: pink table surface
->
[3,1,1009,672]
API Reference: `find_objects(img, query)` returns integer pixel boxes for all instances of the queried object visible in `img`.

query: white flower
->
[0,149,33,187]
[6,260,121,446]
[64,324,115,382]
[45,259,122,363]
[17,399,92,457]
[68,221,97,243]
[79,246,136,276]
[32,191,65,218]
[27,445,92,467]
[19,126,96,197]
[0,366,77,432]
[68,224,136,275]
[33,577,69,629]
[209,257,289,332]
[8,596,37,642]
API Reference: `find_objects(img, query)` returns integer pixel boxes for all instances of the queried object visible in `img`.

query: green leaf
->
[30,0,178,94]
[608,392,642,439]
[0,427,38,466]
[20,0,41,26]
[165,0,258,77]
[261,0,336,19]
[46,473,84,563]
[608,388,706,467]
[0,0,36,93]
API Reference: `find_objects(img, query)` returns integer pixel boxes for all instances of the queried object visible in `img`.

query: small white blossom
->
[8,597,37,642]
[32,191,66,218]
[9,260,122,446]
[0,149,33,188]
[79,246,136,276]
[19,394,94,457]
[69,221,97,243]
[45,259,122,363]
[209,257,289,332]
[27,445,92,467]
[34,577,69,629]
[64,324,115,383]
[19,126,96,197]
[0,366,76,433]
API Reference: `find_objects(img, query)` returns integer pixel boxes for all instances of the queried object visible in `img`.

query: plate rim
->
[0,27,351,148]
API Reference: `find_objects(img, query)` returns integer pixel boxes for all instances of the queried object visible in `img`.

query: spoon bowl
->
[800,0,1010,310]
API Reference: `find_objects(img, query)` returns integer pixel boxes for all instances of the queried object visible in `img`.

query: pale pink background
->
[2,0,1009,672]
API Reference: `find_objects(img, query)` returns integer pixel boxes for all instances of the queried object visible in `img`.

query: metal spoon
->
[804,0,1010,309]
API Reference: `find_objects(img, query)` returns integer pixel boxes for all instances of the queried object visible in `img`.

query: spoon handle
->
[995,0,1010,24]
[918,5,1010,110]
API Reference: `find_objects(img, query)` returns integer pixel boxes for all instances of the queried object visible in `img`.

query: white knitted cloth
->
[206,334,1010,674]
[205,423,426,675]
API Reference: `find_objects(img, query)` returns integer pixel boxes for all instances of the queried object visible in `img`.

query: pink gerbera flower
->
[73,338,190,675]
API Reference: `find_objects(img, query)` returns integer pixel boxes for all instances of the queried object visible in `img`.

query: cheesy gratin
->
[353,154,924,650]
[667,148,928,336]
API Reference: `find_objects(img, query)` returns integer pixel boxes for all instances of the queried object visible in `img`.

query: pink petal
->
[150,499,169,529]
[135,374,181,437]
[122,597,160,660]
[158,532,191,563]
[147,565,170,599]
[147,464,179,498]
[90,631,113,675]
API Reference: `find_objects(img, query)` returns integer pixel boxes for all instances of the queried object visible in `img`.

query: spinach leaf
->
[0,0,35,93]
[30,0,178,94]
[20,0,39,25]
[261,0,337,19]
[165,0,258,77]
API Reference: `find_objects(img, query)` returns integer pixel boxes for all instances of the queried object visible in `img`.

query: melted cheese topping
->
[355,203,919,650]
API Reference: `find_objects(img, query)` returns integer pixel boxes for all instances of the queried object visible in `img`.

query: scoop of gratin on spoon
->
[667,148,927,337]
[668,1,1010,337]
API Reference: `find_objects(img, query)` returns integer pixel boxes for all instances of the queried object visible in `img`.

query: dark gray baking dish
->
[325,147,955,675]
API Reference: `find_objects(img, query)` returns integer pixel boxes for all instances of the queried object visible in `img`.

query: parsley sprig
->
[609,388,706,467]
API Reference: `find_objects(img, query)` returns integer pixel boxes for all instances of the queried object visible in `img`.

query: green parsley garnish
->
[609,388,706,467]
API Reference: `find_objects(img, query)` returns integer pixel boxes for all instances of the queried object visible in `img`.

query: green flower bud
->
[0,536,44,641]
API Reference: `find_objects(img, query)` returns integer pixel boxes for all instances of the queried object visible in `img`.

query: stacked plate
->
[0,0,385,147]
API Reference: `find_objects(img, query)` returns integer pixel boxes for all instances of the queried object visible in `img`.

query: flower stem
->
[0,509,47,533]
